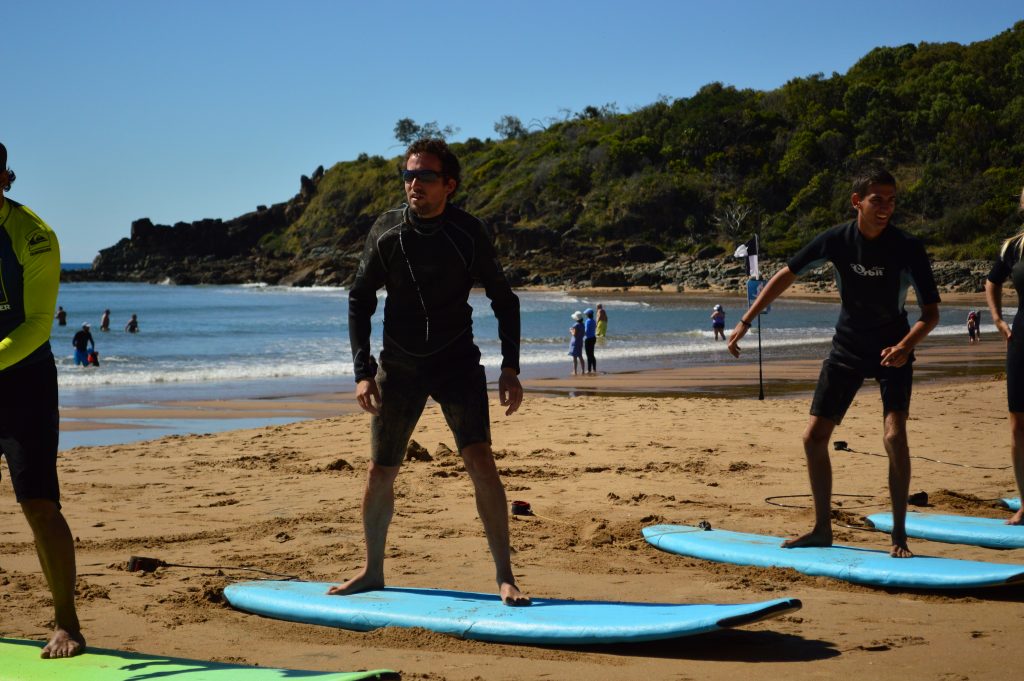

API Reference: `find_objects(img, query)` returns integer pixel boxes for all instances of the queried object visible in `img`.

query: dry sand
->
[3,338,1024,679]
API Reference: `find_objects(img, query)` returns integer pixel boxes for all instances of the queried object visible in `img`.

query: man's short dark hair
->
[405,138,461,192]
[0,142,14,192]
[851,168,896,197]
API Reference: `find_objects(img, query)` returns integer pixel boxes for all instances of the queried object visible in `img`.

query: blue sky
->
[4,1,1022,262]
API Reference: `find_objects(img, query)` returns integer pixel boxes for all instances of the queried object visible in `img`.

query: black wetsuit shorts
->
[809,356,913,424]
[370,341,491,466]
[0,357,61,503]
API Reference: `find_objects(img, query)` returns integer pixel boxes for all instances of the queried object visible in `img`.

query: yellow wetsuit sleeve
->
[0,206,61,370]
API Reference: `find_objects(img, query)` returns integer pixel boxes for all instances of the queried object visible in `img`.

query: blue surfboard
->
[643,524,1024,589]
[224,581,801,645]
[1001,498,1021,512]
[866,512,1024,549]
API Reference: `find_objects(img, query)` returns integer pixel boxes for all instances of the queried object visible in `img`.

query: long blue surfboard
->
[643,524,1024,589]
[866,512,1024,549]
[224,581,801,645]
[0,637,396,681]
[1002,498,1021,512]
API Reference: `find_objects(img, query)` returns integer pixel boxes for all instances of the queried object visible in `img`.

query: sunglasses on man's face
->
[400,169,444,183]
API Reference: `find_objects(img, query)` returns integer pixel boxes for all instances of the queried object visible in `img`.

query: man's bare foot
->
[1006,509,1024,526]
[326,569,384,596]
[781,527,832,549]
[890,541,914,558]
[40,628,84,659]
[500,581,531,606]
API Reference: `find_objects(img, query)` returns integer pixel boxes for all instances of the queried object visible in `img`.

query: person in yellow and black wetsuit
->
[0,142,84,658]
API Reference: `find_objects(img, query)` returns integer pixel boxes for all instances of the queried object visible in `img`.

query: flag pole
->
[754,233,764,400]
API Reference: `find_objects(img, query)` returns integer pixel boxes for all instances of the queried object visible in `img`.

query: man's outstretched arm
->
[727,267,798,358]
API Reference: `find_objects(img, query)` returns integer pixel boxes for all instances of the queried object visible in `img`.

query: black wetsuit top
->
[348,204,520,383]
[788,220,940,366]
[987,238,1024,411]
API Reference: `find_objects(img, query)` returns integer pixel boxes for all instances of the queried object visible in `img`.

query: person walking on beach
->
[71,323,95,367]
[983,186,1024,525]
[583,308,598,373]
[335,138,529,606]
[0,142,85,657]
[54,306,66,326]
[728,168,940,557]
[711,304,726,341]
[596,303,608,337]
[568,310,585,375]
[124,313,139,333]
[99,309,110,332]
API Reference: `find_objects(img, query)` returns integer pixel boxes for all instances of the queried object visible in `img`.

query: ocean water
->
[51,281,994,409]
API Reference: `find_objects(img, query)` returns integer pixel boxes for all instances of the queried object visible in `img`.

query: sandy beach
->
[4,304,1024,678]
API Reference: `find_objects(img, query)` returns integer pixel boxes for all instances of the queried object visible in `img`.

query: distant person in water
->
[569,310,585,375]
[711,304,726,341]
[983,185,1024,525]
[54,306,66,326]
[336,137,528,605]
[124,314,139,333]
[967,311,979,344]
[595,303,608,337]
[0,141,85,658]
[99,309,110,332]
[728,168,940,557]
[583,308,598,373]
[71,323,95,367]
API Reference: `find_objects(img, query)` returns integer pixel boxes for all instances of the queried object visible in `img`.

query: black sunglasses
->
[400,169,444,183]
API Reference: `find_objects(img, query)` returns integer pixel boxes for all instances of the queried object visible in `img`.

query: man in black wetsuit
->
[728,169,940,557]
[331,138,529,605]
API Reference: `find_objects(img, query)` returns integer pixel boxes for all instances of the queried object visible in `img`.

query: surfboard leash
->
[127,555,299,580]
[833,440,1011,470]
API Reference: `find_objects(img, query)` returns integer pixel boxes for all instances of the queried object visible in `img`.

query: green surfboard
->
[0,638,397,681]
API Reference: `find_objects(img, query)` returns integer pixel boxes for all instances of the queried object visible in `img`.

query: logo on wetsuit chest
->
[850,263,884,277]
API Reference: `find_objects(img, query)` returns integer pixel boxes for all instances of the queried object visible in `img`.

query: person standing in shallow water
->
[334,138,529,606]
[984,186,1024,526]
[595,303,608,337]
[728,168,940,558]
[583,308,597,373]
[568,311,585,375]
[100,309,110,332]
[0,142,85,658]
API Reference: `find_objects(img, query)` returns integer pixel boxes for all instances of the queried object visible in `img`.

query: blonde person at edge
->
[0,142,84,657]
[983,186,1024,526]
[728,168,940,557]
[335,138,529,605]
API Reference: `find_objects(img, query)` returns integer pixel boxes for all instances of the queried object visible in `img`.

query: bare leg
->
[461,442,530,606]
[1007,412,1024,525]
[327,462,401,595]
[782,416,835,549]
[21,500,84,659]
[883,411,913,557]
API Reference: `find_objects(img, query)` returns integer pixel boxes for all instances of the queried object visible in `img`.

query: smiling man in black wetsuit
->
[728,169,940,558]
[331,138,529,605]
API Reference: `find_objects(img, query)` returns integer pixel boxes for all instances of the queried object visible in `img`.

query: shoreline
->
[57,329,1008,449]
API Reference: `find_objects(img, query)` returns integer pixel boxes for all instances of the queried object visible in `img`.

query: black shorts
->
[0,358,61,503]
[809,355,913,424]
[370,345,491,466]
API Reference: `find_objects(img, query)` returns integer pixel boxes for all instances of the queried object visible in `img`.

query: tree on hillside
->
[494,115,527,140]
[393,118,460,145]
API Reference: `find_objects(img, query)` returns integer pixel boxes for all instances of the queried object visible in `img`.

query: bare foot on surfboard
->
[326,569,384,596]
[41,628,85,659]
[1006,509,1024,526]
[500,581,531,606]
[781,527,832,549]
